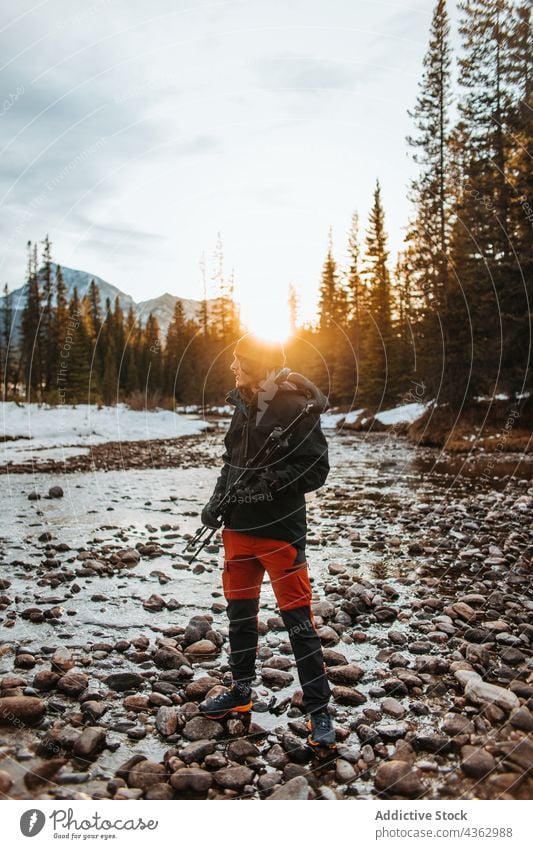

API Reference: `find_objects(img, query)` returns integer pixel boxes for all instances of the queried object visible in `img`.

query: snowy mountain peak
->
[1,263,207,337]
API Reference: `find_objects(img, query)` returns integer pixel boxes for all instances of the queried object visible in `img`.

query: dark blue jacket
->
[215,378,330,552]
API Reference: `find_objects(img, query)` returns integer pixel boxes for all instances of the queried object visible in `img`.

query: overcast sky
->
[0,0,461,332]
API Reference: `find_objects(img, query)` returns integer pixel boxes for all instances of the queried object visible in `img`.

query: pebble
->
[182,716,224,741]
[267,776,310,800]
[381,697,406,719]
[72,727,106,759]
[332,685,367,706]
[0,770,13,793]
[327,664,364,685]
[455,671,520,711]
[261,668,294,687]
[57,673,88,697]
[335,759,357,783]
[178,739,216,764]
[213,765,254,789]
[105,672,144,692]
[0,696,46,725]
[155,706,178,737]
[170,768,213,793]
[460,746,496,778]
[374,760,425,797]
[128,761,168,790]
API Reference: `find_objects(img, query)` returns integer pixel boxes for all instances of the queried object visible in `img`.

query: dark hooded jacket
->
[214,376,330,554]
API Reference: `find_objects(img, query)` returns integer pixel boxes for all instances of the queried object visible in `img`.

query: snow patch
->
[374,402,428,425]
[2,402,208,465]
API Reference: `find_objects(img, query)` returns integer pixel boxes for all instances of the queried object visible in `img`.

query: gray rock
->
[105,672,144,691]
[72,727,106,759]
[460,673,520,712]
[374,723,408,741]
[214,765,254,789]
[170,768,212,793]
[128,760,168,790]
[266,743,289,769]
[0,770,13,794]
[381,697,406,719]
[332,685,367,706]
[183,715,224,741]
[184,677,219,700]
[155,706,178,737]
[226,739,259,763]
[335,759,356,783]
[267,776,310,800]
[327,664,364,685]
[374,760,425,797]
[184,640,219,656]
[441,713,475,737]
[0,696,46,726]
[460,746,496,779]
[261,668,294,687]
[178,739,216,764]
[57,672,88,697]
[51,648,75,674]
[155,648,191,672]
[509,707,533,732]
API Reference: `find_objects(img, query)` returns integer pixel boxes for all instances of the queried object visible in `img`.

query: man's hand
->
[201,488,225,529]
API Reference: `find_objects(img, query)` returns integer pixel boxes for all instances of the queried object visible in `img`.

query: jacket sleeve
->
[213,414,236,495]
[269,411,330,495]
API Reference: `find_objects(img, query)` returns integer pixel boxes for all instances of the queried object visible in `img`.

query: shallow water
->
[1,430,529,650]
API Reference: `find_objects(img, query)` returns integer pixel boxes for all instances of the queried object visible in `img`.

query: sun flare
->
[239,299,292,344]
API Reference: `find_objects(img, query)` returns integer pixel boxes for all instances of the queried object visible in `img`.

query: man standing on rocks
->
[198,333,336,749]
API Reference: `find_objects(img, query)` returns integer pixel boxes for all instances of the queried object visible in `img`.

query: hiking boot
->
[307,711,336,749]
[199,682,253,720]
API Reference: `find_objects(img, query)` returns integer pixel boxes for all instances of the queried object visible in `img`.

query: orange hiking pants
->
[221,528,314,612]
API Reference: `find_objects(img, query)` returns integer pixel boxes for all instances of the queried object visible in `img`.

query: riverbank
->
[0,432,531,801]
[335,396,532,454]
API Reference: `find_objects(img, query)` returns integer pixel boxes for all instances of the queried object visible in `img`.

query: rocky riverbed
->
[0,429,531,801]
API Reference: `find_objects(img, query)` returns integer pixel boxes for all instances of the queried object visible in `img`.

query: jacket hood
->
[225,372,329,414]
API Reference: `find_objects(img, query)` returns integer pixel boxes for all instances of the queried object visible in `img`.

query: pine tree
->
[449,0,523,400]
[40,235,55,392]
[198,252,209,336]
[112,296,127,391]
[164,299,198,401]
[405,0,454,403]
[288,284,299,333]
[1,283,14,399]
[210,232,228,339]
[362,180,397,405]
[318,229,346,330]
[87,280,102,340]
[20,240,43,400]
[122,306,139,393]
[51,264,69,399]
[501,1,532,396]
[65,287,91,403]
[345,212,365,329]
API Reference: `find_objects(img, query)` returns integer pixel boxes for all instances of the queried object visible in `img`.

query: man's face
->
[230,353,258,390]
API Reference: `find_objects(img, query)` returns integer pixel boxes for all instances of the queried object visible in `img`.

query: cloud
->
[252,52,354,92]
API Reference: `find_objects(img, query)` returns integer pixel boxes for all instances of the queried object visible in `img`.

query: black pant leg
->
[226,598,259,683]
[280,605,331,714]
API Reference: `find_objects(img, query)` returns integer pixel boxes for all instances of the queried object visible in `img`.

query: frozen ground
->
[1,403,209,465]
